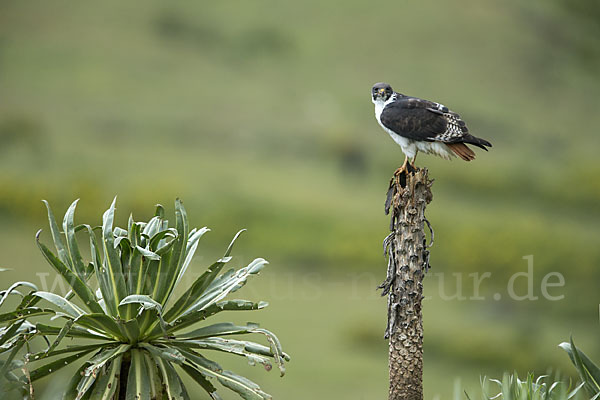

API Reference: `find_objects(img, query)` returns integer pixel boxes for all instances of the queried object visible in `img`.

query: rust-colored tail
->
[447,143,476,161]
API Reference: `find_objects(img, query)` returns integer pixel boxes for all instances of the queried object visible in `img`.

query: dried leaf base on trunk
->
[380,168,433,400]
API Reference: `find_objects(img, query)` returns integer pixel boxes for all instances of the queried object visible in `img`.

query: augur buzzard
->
[372,82,492,174]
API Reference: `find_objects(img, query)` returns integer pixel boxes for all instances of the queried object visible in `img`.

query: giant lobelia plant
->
[0,198,288,399]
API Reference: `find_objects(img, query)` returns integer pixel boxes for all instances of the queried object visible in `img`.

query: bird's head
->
[372,82,393,103]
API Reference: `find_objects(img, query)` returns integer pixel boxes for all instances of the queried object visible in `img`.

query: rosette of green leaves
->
[0,199,288,399]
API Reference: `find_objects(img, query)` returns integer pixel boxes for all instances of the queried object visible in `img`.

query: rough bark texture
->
[380,168,433,400]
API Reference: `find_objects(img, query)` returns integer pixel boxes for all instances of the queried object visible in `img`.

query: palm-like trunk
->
[381,168,433,400]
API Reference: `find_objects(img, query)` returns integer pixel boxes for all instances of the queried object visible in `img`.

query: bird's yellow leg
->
[394,157,408,176]
[410,151,419,167]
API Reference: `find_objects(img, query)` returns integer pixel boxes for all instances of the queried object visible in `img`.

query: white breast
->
[373,95,417,159]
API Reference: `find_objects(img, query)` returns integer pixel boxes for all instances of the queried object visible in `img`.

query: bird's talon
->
[393,167,405,177]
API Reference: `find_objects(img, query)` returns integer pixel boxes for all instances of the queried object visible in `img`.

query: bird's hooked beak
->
[378,88,386,97]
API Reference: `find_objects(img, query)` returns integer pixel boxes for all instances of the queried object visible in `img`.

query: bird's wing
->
[380,96,469,143]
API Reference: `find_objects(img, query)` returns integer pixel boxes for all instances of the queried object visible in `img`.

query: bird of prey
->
[371,82,492,174]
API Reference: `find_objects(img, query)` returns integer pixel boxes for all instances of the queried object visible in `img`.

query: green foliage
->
[463,373,583,400]
[560,337,600,399]
[0,199,288,399]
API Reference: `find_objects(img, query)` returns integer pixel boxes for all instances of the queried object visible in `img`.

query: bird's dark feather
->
[380,95,492,150]
[380,98,446,141]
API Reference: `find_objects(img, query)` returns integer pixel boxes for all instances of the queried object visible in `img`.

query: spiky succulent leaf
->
[162,257,232,324]
[560,338,600,397]
[35,323,111,340]
[42,319,74,355]
[101,198,128,317]
[84,344,131,378]
[89,355,122,400]
[173,227,210,295]
[42,200,72,270]
[0,337,25,378]
[28,349,97,383]
[142,351,163,399]
[179,363,221,399]
[154,199,189,307]
[180,258,268,318]
[154,356,189,400]
[75,314,125,341]
[126,349,150,400]
[36,234,103,314]
[1,308,55,324]
[172,338,276,372]
[0,320,25,349]
[119,294,163,314]
[0,282,38,309]
[27,343,105,363]
[148,300,268,340]
[139,343,185,365]
[63,200,88,279]
[33,291,85,318]
[178,348,271,400]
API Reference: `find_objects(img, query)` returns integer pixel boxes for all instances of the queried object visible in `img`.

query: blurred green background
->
[1,0,599,398]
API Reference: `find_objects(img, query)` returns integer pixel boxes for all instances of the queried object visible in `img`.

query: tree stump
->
[380,168,433,400]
